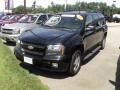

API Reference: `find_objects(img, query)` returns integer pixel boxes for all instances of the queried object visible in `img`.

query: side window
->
[97,19,102,27]
[37,15,47,23]
[99,19,106,25]
[92,15,100,27]
[96,19,106,27]
[48,15,53,18]
[98,14,105,26]
[85,15,93,27]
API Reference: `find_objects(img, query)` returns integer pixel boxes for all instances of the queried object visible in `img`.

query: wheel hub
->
[73,54,81,72]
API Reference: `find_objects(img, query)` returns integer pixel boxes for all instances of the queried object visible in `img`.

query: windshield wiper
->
[44,25,54,28]
[18,21,23,23]
[18,21,30,23]
[55,26,71,30]
[56,26,80,31]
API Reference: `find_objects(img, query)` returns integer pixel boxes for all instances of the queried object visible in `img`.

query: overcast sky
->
[0,0,120,12]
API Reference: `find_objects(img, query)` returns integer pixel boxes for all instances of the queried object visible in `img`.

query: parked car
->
[0,13,6,20]
[0,15,12,32]
[105,15,113,22]
[0,15,11,22]
[112,14,120,23]
[0,14,24,26]
[1,13,52,43]
[14,11,107,76]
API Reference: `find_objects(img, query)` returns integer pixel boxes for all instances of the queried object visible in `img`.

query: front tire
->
[68,50,81,76]
[101,37,106,50]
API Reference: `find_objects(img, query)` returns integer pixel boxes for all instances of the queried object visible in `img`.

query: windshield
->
[18,15,38,23]
[44,14,83,30]
[9,15,20,21]
[0,15,11,20]
[0,15,4,19]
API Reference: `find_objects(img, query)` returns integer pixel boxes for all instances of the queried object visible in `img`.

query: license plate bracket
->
[24,56,33,64]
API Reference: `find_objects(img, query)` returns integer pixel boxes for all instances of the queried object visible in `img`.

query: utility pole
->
[112,0,116,7]
[8,0,10,13]
[64,0,67,12]
[112,0,116,15]
[24,0,26,14]
[32,1,36,9]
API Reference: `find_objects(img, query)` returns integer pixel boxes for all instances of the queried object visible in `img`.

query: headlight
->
[46,45,65,56]
[1,28,3,32]
[1,24,5,26]
[13,29,20,34]
[16,39,21,48]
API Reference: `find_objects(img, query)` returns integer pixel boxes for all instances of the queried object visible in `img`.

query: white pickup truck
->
[1,13,52,43]
[113,14,120,23]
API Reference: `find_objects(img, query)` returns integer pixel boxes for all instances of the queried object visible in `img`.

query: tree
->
[32,1,36,9]
[12,2,120,16]
[12,6,25,14]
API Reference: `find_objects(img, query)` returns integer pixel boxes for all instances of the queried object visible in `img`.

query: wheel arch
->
[72,44,84,54]
[104,32,107,38]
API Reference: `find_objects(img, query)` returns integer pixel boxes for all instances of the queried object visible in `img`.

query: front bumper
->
[14,47,70,72]
[1,33,20,42]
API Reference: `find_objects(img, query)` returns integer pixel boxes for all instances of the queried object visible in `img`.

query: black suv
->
[14,11,107,76]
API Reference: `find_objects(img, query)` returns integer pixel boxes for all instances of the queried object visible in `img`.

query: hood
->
[20,27,75,45]
[2,23,37,30]
[0,20,16,24]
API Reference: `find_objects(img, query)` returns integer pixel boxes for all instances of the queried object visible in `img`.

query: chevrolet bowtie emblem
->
[28,46,34,50]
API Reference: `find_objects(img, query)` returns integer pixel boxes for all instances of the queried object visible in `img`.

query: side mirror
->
[85,25,95,31]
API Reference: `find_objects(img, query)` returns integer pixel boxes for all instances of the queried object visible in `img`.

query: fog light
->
[13,37,17,41]
[21,48,24,51]
[52,63,58,68]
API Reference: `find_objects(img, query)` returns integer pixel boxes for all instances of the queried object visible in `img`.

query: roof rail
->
[57,10,102,15]
[86,10,102,13]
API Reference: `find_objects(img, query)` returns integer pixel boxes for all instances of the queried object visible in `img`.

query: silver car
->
[1,13,52,43]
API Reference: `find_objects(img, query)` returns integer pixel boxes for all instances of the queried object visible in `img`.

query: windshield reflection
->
[18,15,38,23]
[44,15,83,30]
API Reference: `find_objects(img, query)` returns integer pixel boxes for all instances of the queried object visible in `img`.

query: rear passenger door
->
[92,15,105,44]
[84,15,97,50]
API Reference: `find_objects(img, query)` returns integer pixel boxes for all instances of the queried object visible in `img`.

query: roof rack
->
[57,10,102,15]
[62,10,102,14]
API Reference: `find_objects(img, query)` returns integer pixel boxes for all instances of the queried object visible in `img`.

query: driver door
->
[84,15,96,51]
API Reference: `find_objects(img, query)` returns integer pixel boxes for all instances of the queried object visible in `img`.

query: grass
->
[0,40,49,90]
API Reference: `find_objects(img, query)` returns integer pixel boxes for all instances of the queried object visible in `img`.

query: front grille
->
[21,42,46,57]
[2,28,13,34]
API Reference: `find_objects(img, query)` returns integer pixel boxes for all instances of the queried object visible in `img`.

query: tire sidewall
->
[101,37,106,49]
[69,50,81,76]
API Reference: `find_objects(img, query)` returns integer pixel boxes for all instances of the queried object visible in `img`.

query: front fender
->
[64,34,84,56]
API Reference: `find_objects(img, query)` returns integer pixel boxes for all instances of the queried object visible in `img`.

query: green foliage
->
[12,2,120,16]
[0,40,49,90]
[12,5,25,14]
